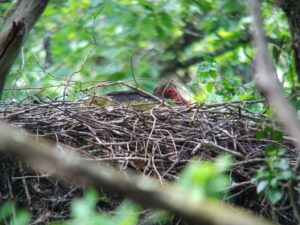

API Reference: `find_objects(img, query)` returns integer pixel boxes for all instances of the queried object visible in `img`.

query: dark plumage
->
[106,84,188,105]
[106,90,155,103]
[87,83,188,107]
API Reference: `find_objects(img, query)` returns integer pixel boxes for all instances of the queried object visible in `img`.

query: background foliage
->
[0,0,294,104]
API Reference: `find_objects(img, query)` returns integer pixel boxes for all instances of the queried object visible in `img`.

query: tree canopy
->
[0,0,293,103]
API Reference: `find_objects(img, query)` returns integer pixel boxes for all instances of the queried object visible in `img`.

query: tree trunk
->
[0,0,50,99]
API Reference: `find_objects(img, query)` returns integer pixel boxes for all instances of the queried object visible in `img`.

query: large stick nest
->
[0,96,297,224]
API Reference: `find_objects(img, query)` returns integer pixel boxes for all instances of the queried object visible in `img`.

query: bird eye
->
[166,89,177,98]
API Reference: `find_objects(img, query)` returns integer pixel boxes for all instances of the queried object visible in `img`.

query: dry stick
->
[201,140,242,157]
[249,0,300,222]
[0,121,275,225]
[145,108,157,157]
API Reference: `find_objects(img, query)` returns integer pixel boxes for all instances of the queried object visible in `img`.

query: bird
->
[153,83,188,106]
[86,83,188,109]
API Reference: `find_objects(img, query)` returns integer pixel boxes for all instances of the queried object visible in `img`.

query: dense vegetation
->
[0,0,299,225]
[0,0,293,103]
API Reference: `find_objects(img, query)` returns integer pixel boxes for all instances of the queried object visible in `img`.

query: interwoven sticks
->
[0,99,296,224]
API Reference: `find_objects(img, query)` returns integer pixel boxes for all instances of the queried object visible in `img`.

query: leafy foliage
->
[68,189,140,225]
[0,0,294,104]
[177,155,231,202]
[0,201,30,225]
[253,128,296,204]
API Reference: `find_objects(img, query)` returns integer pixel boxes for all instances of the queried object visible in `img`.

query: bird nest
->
[0,98,297,224]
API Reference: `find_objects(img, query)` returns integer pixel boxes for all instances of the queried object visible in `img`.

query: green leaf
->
[114,201,140,225]
[11,210,31,225]
[216,155,232,173]
[256,130,267,139]
[0,201,14,221]
[177,155,231,201]
[257,181,268,194]
[265,143,279,157]
[270,129,283,142]
[159,12,173,29]
[197,57,218,79]
[0,202,30,225]
[268,188,284,204]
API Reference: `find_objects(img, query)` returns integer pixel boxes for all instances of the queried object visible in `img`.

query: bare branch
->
[249,0,300,222]
[249,0,300,150]
[0,121,275,225]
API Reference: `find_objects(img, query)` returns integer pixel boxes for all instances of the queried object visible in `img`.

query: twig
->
[201,140,242,157]
[0,121,276,225]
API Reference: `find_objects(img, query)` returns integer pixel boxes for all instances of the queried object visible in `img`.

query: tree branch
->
[249,0,300,223]
[0,0,50,98]
[0,121,275,225]
[250,0,300,149]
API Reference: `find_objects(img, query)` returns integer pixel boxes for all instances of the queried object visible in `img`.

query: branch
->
[0,20,26,93]
[0,121,275,225]
[0,0,50,98]
[249,0,300,223]
[249,0,300,150]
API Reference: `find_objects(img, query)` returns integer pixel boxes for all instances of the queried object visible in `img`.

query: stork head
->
[153,83,188,105]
